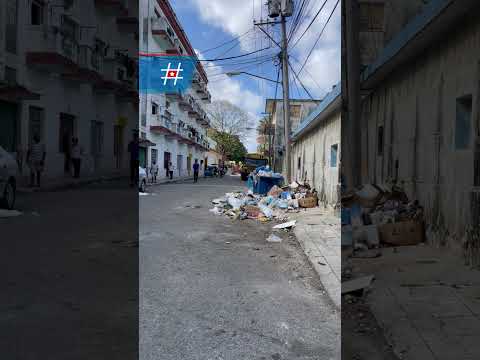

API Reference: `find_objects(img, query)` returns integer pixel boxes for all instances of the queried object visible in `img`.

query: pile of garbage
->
[210,181,319,222]
[342,183,425,250]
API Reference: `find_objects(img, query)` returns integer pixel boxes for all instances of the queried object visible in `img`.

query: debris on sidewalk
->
[342,183,425,252]
[342,275,374,295]
[266,234,283,243]
[273,220,297,229]
[209,176,319,224]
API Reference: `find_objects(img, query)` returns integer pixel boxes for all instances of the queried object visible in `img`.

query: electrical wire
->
[298,0,339,74]
[198,29,253,54]
[288,60,314,99]
[194,46,272,62]
[290,0,329,49]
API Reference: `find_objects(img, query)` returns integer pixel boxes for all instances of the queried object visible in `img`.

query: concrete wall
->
[0,0,138,180]
[359,16,480,255]
[292,111,341,207]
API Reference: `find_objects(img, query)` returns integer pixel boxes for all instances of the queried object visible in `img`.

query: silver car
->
[0,146,18,209]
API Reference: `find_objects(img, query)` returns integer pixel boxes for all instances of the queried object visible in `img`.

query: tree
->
[207,100,252,140]
[210,129,247,163]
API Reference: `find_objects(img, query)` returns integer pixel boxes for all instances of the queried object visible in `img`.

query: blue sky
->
[170,0,341,151]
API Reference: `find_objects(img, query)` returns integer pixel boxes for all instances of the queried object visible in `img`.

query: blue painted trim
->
[291,83,341,139]
[361,0,453,83]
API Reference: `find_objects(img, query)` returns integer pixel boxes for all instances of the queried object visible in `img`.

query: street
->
[1,181,138,359]
[140,175,340,360]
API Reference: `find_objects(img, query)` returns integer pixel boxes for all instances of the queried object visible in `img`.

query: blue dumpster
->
[254,176,284,195]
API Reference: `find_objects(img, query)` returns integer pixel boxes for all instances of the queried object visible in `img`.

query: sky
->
[170,0,341,152]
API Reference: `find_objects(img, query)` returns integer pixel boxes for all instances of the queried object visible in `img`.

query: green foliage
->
[210,130,247,162]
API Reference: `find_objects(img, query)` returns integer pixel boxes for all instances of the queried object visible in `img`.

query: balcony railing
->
[26,26,80,73]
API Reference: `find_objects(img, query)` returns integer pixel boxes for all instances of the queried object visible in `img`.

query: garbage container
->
[254,176,284,195]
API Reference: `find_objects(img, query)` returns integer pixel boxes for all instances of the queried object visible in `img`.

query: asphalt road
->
[1,180,138,359]
[140,175,340,360]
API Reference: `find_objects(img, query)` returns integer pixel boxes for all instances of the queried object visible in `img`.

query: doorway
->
[164,151,171,176]
[0,100,18,152]
[177,154,183,177]
[187,154,192,176]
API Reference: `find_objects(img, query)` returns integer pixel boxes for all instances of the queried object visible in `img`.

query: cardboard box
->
[378,220,424,246]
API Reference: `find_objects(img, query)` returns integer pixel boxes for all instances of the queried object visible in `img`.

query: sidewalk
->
[149,175,193,185]
[292,207,341,309]
[17,172,127,193]
[348,245,480,360]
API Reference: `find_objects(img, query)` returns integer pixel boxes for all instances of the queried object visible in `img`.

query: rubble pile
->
[342,183,425,250]
[209,181,319,222]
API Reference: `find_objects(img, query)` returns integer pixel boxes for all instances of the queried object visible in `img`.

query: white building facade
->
[0,0,139,182]
[139,0,212,179]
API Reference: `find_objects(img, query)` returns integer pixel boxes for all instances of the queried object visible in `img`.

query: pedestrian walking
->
[193,159,200,183]
[71,137,83,178]
[150,160,159,183]
[27,134,46,188]
[128,132,139,187]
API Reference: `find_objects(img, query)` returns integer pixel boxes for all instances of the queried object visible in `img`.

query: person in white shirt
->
[150,161,159,183]
[27,134,46,187]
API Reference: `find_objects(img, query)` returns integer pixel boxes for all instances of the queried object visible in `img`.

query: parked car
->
[139,166,147,192]
[0,146,18,209]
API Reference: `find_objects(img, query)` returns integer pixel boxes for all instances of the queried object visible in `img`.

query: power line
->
[288,60,314,99]
[298,0,339,74]
[199,29,253,54]
[291,0,329,49]
[196,46,272,62]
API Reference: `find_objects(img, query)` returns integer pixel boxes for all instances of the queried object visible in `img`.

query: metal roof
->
[291,83,341,141]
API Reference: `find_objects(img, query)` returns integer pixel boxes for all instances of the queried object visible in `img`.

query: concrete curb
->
[17,175,127,193]
[293,210,341,309]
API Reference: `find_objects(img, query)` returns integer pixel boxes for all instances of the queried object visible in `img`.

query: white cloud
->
[190,1,341,150]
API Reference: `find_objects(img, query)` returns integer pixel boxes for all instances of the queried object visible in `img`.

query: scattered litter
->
[342,275,375,295]
[0,209,23,218]
[266,234,282,243]
[209,167,319,225]
[273,220,297,229]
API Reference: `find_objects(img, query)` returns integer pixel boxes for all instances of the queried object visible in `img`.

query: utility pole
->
[257,0,293,182]
[343,0,361,189]
[280,15,292,183]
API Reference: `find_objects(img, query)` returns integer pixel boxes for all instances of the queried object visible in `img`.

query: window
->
[455,95,472,149]
[151,102,158,115]
[151,148,158,165]
[290,105,301,118]
[330,144,338,167]
[141,132,146,139]
[377,125,384,156]
[90,121,104,156]
[359,2,384,32]
[59,113,75,153]
[31,0,44,25]
[154,9,161,18]
[29,107,44,145]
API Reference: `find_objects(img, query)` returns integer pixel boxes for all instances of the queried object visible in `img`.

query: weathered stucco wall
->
[292,111,341,207]
[360,16,480,260]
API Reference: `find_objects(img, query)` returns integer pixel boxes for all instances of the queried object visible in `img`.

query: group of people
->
[22,134,83,188]
[143,159,201,184]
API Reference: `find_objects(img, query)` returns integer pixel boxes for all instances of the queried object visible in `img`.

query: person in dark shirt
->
[128,131,139,187]
[193,159,200,183]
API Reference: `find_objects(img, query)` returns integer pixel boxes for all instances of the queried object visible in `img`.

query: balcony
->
[95,0,128,16]
[151,17,175,49]
[149,113,175,137]
[26,26,79,74]
[179,95,192,111]
[63,45,103,83]
[201,89,212,103]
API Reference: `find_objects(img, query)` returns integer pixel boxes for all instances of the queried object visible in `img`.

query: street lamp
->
[226,71,281,84]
